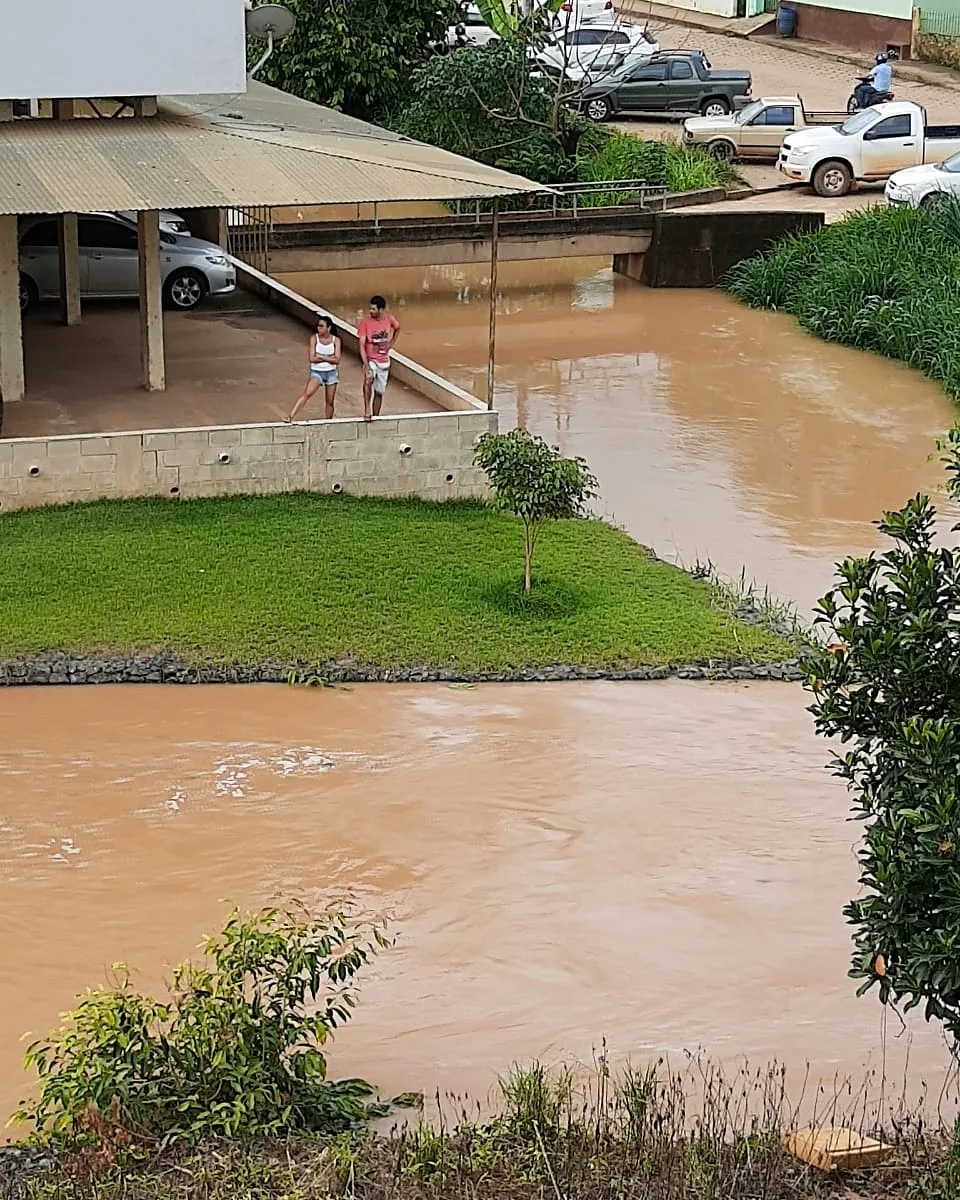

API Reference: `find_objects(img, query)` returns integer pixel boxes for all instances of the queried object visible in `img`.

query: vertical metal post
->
[486,198,500,411]
[373,202,380,230]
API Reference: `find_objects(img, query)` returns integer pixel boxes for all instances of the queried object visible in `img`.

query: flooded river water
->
[284,259,959,614]
[0,683,952,1123]
[3,263,958,1124]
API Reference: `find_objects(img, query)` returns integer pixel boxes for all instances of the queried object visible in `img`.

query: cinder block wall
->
[0,411,497,512]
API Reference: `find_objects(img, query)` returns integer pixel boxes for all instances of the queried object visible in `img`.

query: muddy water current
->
[0,683,953,1123]
[284,259,960,615]
[3,263,959,1124]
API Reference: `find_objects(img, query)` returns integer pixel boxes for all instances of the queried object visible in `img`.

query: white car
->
[550,0,616,22]
[446,3,498,47]
[117,209,191,236]
[885,151,960,207]
[537,22,657,77]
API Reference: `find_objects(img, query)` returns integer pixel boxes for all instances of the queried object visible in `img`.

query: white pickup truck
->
[777,101,960,197]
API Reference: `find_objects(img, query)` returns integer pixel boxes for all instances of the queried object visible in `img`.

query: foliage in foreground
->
[0,494,788,668]
[251,0,456,120]
[16,905,386,1145]
[727,200,960,403]
[8,1059,956,1200]
[804,432,960,1043]
[474,428,597,592]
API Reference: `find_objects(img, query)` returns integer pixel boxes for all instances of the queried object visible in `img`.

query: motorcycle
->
[847,76,895,113]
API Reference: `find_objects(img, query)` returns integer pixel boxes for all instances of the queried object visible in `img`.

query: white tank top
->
[314,336,336,369]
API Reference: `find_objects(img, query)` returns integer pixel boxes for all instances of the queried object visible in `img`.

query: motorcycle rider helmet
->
[875,51,888,62]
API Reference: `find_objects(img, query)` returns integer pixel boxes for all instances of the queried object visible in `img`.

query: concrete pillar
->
[57,213,81,326]
[137,210,165,392]
[189,207,229,249]
[0,213,25,403]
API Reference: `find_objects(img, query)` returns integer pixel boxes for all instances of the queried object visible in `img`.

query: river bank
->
[0,493,790,676]
[2,1056,955,1199]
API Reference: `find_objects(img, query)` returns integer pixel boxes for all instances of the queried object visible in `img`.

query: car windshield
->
[936,151,960,172]
[840,108,877,135]
[735,100,765,124]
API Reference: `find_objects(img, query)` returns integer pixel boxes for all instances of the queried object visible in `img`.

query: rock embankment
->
[0,651,805,686]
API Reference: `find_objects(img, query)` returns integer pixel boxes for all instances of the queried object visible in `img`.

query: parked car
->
[537,22,658,78]
[116,209,191,235]
[17,212,236,313]
[682,95,847,161]
[550,0,616,22]
[885,150,960,206]
[580,50,751,121]
[778,100,960,197]
[445,3,498,48]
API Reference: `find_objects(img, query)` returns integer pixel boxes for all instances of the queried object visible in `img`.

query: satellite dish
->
[246,3,295,78]
[246,3,296,41]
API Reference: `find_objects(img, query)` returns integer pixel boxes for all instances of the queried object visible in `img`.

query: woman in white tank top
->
[286,314,342,422]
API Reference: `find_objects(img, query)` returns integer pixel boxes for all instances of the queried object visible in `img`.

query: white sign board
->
[1,0,247,100]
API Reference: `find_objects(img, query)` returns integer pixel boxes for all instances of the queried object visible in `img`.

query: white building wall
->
[0,0,247,100]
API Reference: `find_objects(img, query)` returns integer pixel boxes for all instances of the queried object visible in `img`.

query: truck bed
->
[926,123,960,139]
[802,110,847,125]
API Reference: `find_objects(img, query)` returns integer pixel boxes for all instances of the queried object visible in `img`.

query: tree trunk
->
[523,526,533,593]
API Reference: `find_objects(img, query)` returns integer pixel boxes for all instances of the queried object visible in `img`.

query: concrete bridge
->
[264,205,823,287]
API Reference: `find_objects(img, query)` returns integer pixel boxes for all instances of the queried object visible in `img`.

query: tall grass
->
[10,1057,956,1200]
[577,131,739,205]
[727,200,960,401]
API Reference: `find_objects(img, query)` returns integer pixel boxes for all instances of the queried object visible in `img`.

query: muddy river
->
[3,264,958,1125]
[0,683,952,1123]
[284,259,959,614]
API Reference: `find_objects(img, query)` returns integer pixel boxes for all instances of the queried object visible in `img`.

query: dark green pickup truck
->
[580,49,752,121]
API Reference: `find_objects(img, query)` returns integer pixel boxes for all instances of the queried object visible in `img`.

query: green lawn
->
[0,494,788,669]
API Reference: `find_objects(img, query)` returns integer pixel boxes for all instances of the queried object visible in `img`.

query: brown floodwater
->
[0,683,952,1125]
[282,260,960,615]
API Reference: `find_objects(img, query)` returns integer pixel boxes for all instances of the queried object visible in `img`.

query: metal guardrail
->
[230,179,672,264]
[451,178,670,221]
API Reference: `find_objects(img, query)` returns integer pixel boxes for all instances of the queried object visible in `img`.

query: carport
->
[0,83,540,408]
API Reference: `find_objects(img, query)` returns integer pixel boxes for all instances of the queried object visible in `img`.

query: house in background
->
[787,0,915,55]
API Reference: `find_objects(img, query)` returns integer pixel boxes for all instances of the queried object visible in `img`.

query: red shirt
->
[358,313,399,365]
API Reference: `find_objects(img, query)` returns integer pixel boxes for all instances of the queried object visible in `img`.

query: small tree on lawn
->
[805,429,960,1044]
[475,428,597,593]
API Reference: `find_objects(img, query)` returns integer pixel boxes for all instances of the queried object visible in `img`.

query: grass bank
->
[0,494,788,670]
[4,1060,951,1200]
[727,201,960,401]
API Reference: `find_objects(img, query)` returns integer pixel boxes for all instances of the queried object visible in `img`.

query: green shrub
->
[16,904,387,1147]
[576,131,737,203]
[728,201,960,402]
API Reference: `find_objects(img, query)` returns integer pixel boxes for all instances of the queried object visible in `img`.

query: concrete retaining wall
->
[617,209,826,287]
[0,411,497,512]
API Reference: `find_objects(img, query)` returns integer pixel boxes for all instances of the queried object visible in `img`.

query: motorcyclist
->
[854,52,893,110]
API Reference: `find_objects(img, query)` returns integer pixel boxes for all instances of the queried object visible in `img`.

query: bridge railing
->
[450,179,670,222]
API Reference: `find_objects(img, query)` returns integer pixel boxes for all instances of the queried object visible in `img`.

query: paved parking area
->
[3,292,433,441]
[609,19,960,217]
[622,19,960,118]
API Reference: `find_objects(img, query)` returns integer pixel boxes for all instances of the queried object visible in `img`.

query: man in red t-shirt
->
[357,295,400,420]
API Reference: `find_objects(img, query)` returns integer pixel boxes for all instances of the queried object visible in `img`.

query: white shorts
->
[366,361,390,395]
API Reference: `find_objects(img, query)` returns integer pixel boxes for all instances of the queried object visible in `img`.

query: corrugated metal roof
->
[0,84,545,214]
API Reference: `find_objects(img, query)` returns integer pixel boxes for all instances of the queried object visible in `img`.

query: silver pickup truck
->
[682,95,846,161]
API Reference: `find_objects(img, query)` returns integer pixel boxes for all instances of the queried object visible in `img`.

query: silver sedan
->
[18,211,236,313]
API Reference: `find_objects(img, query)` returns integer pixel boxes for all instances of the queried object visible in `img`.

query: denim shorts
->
[310,367,339,385]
